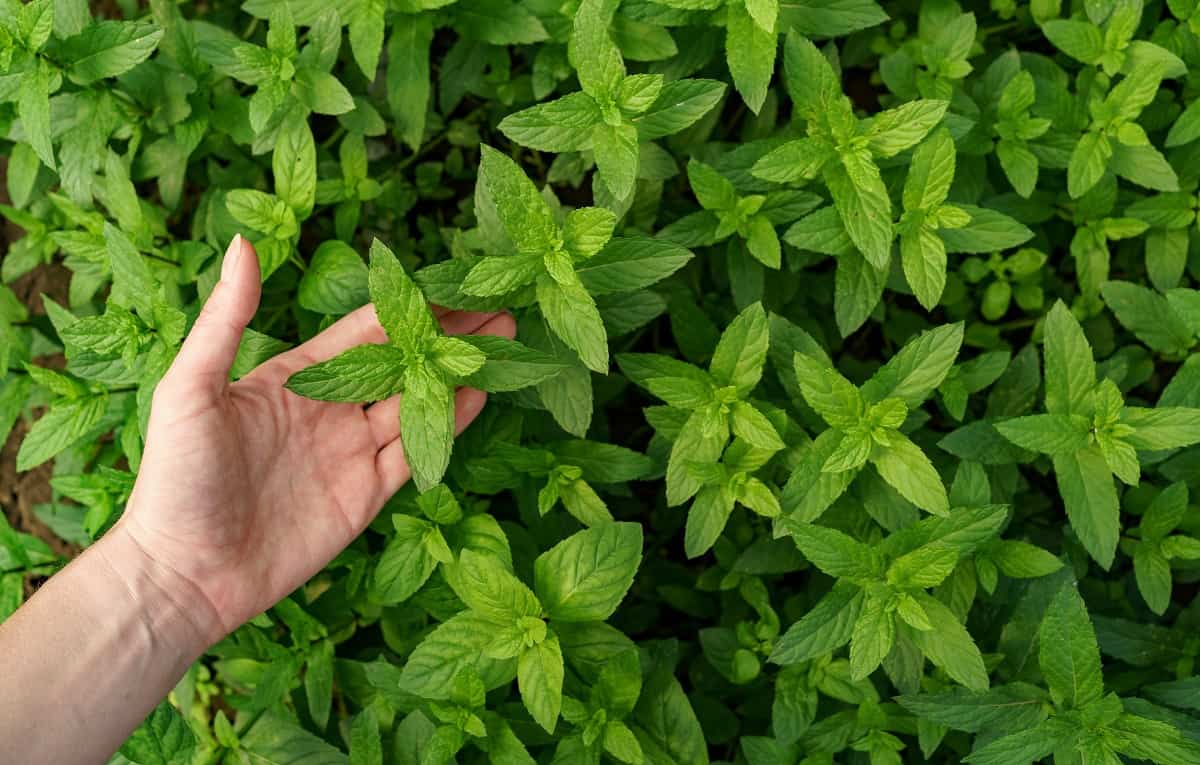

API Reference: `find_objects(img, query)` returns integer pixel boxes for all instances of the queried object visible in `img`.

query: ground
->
[1,156,80,561]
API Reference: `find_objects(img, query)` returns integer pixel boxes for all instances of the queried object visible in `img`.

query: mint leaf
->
[1039,583,1104,709]
[284,345,407,402]
[534,522,643,622]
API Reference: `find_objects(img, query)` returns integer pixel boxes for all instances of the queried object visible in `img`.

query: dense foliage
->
[6,0,1200,761]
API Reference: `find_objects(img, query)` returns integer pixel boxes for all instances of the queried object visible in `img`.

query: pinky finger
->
[374,386,488,498]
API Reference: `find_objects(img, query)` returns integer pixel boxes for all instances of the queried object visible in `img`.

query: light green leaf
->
[446,548,543,622]
[1038,583,1104,708]
[871,433,950,516]
[534,522,643,622]
[520,633,565,733]
[710,302,770,395]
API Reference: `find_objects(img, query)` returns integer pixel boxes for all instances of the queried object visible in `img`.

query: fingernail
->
[221,234,243,281]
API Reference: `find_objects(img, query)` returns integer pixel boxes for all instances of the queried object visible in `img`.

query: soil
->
[2,265,81,562]
[1,154,82,562]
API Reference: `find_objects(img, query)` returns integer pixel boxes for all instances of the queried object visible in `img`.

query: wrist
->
[92,524,226,661]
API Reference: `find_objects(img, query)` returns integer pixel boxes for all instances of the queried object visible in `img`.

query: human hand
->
[113,235,514,646]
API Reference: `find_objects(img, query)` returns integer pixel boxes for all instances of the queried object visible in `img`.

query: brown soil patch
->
[1,263,80,561]
[1,144,80,561]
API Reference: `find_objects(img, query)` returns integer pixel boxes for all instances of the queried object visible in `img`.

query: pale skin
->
[0,235,515,764]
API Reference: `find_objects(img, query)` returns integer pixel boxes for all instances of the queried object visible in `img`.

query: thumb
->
[169,234,261,394]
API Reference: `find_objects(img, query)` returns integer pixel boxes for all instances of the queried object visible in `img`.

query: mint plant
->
[499,0,725,203]
[995,302,1200,568]
[401,522,642,734]
[619,302,781,507]
[782,323,963,520]
[286,239,559,490]
[906,583,1200,765]
[1121,482,1200,615]
[772,504,1006,692]
[752,33,948,271]
[7,0,1200,760]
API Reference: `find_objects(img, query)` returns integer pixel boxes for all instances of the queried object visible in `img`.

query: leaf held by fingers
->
[285,239,553,488]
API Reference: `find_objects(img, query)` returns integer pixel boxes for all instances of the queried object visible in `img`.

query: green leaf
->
[1100,281,1196,355]
[306,640,335,730]
[871,433,950,516]
[900,226,948,311]
[910,593,989,692]
[348,0,385,79]
[1042,19,1104,64]
[997,140,1039,197]
[570,0,624,101]
[240,713,350,764]
[372,515,439,604]
[834,249,886,337]
[225,189,280,235]
[1134,544,1172,615]
[746,215,781,269]
[725,0,776,114]
[782,521,884,579]
[17,395,107,471]
[285,344,407,402]
[349,710,384,765]
[769,582,862,664]
[752,138,835,184]
[685,484,735,558]
[897,684,1049,733]
[386,15,434,151]
[447,548,543,621]
[520,633,565,733]
[1042,301,1096,417]
[860,322,963,406]
[849,589,894,680]
[119,702,196,765]
[462,253,543,297]
[63,20,163,85]
[779,429,858,521]
[537,276,609,373]
[369,239,437,355]
[888,543,959,588]
[937,206,1033,253]
[534,522,643,622]
[274,120,317,218]
[401,611,518,698]
[826,157,893,270]
[635,79,726,140]
[401,363,456,492]
[1068,131,1112,199]
[791,353,861,429]
[592,121,639,200]
[782,31,841,117]
[298,241,369,315]
[295,67,356,115]
[456,0,548,44]
[869,101,949,159]
[576,237,694,295]
[478,145,558,253]
[500,92,601,152]
[962,720,1065,765]
[902,127,955,212]
[710,302,770,395]
[729,401,784,450]
[1039,583,1104,709]
[1053,446,1119,569]
[458,335,568,392]
[1122,407,1200,450]
[995,414,1090,455]
[687,161,738,212]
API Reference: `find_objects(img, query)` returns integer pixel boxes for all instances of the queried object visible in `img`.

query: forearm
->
[0,526,220,764]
